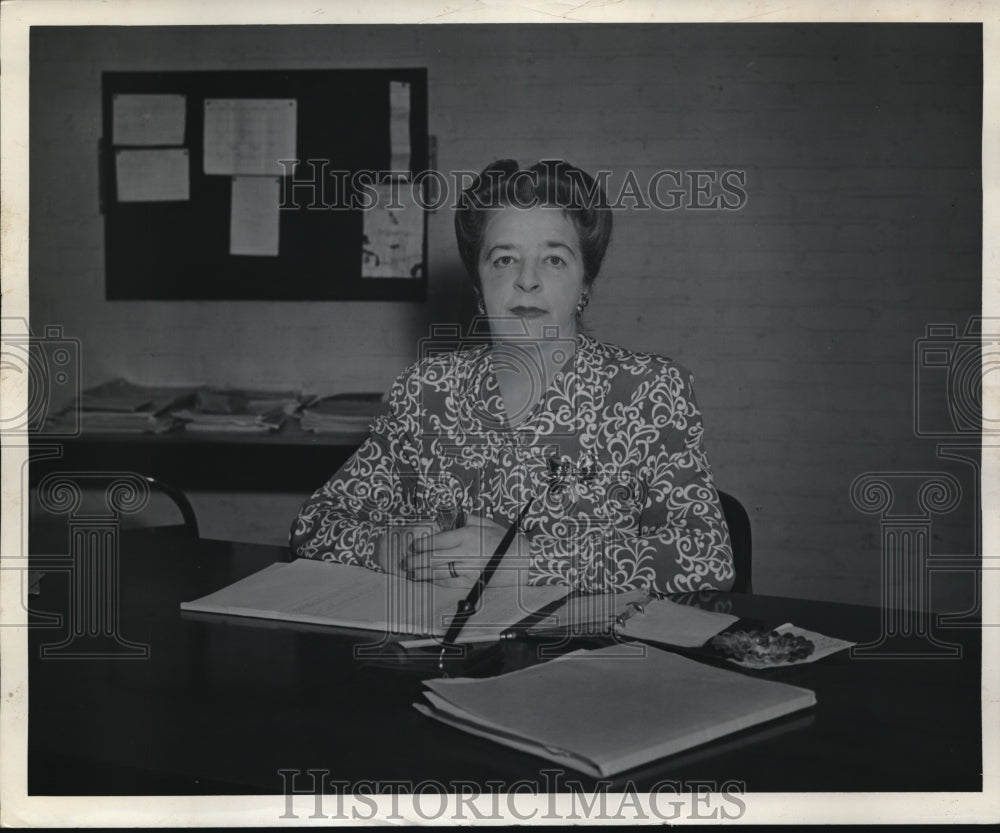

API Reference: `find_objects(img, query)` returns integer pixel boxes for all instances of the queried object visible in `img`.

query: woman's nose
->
[514,262,541,292]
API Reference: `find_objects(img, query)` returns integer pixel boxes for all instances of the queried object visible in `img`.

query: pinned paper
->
[115,149,190,202]
[230,176,280,257]
[389,81,411,174]
[204,99,297,176]
[361,184,423,278]
[112,94,186,145]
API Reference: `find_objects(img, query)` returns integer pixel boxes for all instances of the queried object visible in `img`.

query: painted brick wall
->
[29,24,982,610]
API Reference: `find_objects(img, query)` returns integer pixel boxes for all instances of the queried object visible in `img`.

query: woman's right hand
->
[374,523,435,575]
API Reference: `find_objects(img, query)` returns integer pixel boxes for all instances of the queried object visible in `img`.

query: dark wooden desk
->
[27,529,982,796]
[29,423,360,491]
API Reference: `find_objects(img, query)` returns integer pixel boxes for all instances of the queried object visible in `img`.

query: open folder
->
[180,559,738,647]
[181,558,567,639]
[415,645,817,777]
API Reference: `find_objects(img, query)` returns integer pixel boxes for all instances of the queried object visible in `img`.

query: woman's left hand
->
[402,514,530,589]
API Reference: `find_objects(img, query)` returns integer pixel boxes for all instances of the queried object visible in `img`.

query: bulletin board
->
[100,69,429,300]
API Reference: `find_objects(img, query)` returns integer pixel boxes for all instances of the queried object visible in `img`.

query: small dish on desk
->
[709,629,815,666]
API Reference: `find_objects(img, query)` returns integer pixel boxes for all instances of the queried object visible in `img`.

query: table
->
[26,528,982,796]
[29,423,360,492]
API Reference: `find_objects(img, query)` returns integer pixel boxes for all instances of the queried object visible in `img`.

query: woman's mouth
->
[510,306,547,319]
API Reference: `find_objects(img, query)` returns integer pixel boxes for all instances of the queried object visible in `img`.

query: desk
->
[27,529,981,796]
[29,423,360,492]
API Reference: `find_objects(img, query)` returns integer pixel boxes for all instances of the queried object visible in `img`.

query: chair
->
[141,475,200,537]
[718,490,752,594]
[30,472,200,554]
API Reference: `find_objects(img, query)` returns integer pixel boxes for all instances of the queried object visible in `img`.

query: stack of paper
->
[415,645,817,777]
[299,393,386,438]
[62,378,196,433]
[173,388,299,433]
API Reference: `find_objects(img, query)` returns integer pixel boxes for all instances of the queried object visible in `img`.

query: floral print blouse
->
[291,333,734,594]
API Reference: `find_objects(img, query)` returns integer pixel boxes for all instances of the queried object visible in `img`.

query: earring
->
[576,289,591,315]
[476,297,486,315]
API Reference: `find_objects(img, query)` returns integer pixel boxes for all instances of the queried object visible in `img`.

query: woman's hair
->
[454,159,613,292]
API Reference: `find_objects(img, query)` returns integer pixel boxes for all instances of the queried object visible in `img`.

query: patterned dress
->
[290,333,734,594]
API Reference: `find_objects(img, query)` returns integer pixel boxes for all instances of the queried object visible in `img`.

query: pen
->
[437,498,535,669]
[498,589,584,641]
[398,633,498,650]
[499,624,616,642]
[435,454,581,671]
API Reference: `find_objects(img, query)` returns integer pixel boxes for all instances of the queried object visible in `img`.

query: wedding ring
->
[448,561,459,578]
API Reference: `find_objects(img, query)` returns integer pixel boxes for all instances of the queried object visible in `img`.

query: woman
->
[291,160,734,595]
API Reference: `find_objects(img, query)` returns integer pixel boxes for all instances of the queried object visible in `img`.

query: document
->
[181,558,568,640]
[415,645,816,777]
[182,556,743,651]
[616,596,738,648]
[204,98,297,176]
[361,184,423,278]
[115,149,189,202]
[112,93,186,145]
[389,81,411,173]
[230,176,280,256]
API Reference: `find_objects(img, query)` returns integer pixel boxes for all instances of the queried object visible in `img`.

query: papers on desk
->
[59,378,196,433]
[74,411,177,434]
[501,590,737,649]
[414,645,816,778]
[182,557,743,650]
[78,378,194,413]
[615,595,739,648]
[181,558,569,640]
[173,388,298,433]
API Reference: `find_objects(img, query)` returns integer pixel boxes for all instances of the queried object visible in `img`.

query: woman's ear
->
[472,286,486,315]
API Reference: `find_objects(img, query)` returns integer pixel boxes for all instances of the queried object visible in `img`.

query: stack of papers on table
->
[415,644,816,777]
[300,393,386,438]
[173,388,299,433]
[60,378,196,433]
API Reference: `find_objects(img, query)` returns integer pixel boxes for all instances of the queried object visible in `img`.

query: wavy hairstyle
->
[454,159,613,293]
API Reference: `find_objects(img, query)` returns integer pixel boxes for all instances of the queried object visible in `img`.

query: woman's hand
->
[401,514,530,589]
[374,522,434,575]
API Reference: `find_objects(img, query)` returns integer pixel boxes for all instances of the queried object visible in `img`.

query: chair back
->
[30,472,200,552]
[718,490,752,594]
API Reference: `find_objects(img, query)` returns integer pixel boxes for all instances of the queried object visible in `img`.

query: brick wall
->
[29,23,982,609]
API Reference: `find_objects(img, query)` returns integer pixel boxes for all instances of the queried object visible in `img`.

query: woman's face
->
[477,205,586,341]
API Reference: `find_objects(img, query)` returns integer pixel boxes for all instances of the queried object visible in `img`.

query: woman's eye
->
[493,255,514,267]
[545,255,566,267]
